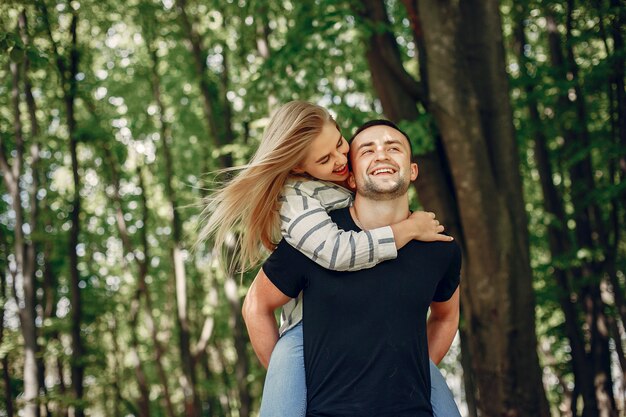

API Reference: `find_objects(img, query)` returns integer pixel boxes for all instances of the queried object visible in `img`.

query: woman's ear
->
[292,166,305,174]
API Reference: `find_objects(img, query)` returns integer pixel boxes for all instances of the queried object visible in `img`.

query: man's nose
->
[374,146,390,160]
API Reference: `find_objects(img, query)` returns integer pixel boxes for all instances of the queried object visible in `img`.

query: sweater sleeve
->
[279,179,398,271]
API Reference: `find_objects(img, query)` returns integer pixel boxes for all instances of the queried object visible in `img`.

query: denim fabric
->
[259,322,461,417]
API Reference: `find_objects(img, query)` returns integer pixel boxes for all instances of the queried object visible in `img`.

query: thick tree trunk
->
[416,1,549,415]
[358,0,462,241]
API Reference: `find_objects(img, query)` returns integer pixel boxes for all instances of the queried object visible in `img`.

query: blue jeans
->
[258,323,461,417]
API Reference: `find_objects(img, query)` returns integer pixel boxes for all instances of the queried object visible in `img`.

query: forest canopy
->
[1,0,625,416]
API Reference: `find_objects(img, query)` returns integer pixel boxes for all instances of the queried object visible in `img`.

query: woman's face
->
[295,122,350,182]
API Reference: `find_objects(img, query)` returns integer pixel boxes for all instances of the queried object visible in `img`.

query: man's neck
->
[350,195,410,230]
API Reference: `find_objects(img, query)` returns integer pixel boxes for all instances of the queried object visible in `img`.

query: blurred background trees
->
[0,0,624,416]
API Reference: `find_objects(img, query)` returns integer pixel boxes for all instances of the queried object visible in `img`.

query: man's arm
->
[427,287,460,365]
[242,268,292,369]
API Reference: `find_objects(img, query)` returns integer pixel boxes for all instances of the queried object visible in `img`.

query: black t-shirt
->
[263,207,461,417]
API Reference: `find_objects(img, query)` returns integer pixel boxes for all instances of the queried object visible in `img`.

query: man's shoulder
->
[407,237,461,262]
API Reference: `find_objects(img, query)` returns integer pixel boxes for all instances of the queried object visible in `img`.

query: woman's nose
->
[334,151,348,165]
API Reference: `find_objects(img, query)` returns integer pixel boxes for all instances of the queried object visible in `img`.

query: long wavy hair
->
[197,101,337,272]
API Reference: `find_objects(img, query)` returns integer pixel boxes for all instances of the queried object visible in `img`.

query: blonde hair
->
[198,101,336,272]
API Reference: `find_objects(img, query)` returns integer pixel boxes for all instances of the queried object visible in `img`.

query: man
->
[243,120,461,416]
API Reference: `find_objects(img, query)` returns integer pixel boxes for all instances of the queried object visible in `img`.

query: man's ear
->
[410,163,418,181]
[347,173,357,190]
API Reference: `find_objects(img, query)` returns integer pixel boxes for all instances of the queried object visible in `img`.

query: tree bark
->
[416,1,549,415]
[358,0,462,242]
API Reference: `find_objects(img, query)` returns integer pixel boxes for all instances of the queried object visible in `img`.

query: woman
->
[200,101,460,416]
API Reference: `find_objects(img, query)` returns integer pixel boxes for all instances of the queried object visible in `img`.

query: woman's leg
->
[258,323,307,417]
[430,359,461,417]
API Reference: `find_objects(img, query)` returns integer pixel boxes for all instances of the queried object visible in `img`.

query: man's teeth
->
[372,168,394,175]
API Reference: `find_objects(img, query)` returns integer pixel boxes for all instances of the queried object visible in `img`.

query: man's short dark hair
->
[349,119,413,154]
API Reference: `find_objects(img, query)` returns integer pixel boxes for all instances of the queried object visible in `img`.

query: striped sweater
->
[277,177,397,334]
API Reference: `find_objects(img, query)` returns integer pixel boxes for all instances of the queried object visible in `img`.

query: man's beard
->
[356,174,411,201]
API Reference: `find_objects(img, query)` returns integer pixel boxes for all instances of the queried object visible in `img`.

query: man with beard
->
[244,120,461,417]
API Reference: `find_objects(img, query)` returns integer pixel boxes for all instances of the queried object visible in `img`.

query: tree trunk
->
[102,145,152,417]
[546,3,618,414]
[358,0,462,242]
[1,51,40,417]
[17,12,50,415]
[224,273,252,417]
[416,1,549,415]
[175,0,233,168]
[1,264,14,417]
[38,1,87,411]
[128,291,152,417]
[608,0,626,177]
[64,12,86,416]
[146,34,201,417]
[136,166,177,417]
[512,6,597,416]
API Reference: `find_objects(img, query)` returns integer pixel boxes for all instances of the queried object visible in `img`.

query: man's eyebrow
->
[314,132,342,163]
[355,141,375,151]
[355,138,405,151]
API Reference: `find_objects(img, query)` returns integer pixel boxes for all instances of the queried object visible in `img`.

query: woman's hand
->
[407,211,453,242]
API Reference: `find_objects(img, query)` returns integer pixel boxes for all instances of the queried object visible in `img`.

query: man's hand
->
[408,211,453,242]
[242,268,292,368]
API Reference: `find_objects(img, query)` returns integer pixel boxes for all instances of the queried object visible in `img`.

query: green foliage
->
[0,0,624,415]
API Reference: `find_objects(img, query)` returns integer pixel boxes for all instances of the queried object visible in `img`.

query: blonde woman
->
[200,101,459,416]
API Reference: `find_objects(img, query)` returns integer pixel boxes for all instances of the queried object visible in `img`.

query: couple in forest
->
[201,101,462,416]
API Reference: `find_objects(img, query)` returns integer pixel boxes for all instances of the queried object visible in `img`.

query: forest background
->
[1,0,625,416]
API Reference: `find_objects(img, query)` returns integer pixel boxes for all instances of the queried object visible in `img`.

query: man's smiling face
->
[348,124,418,200]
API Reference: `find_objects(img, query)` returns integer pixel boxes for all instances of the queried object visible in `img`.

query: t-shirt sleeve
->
[262,239,309,298]
[433,242,462,302]
[280,183,397,271]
